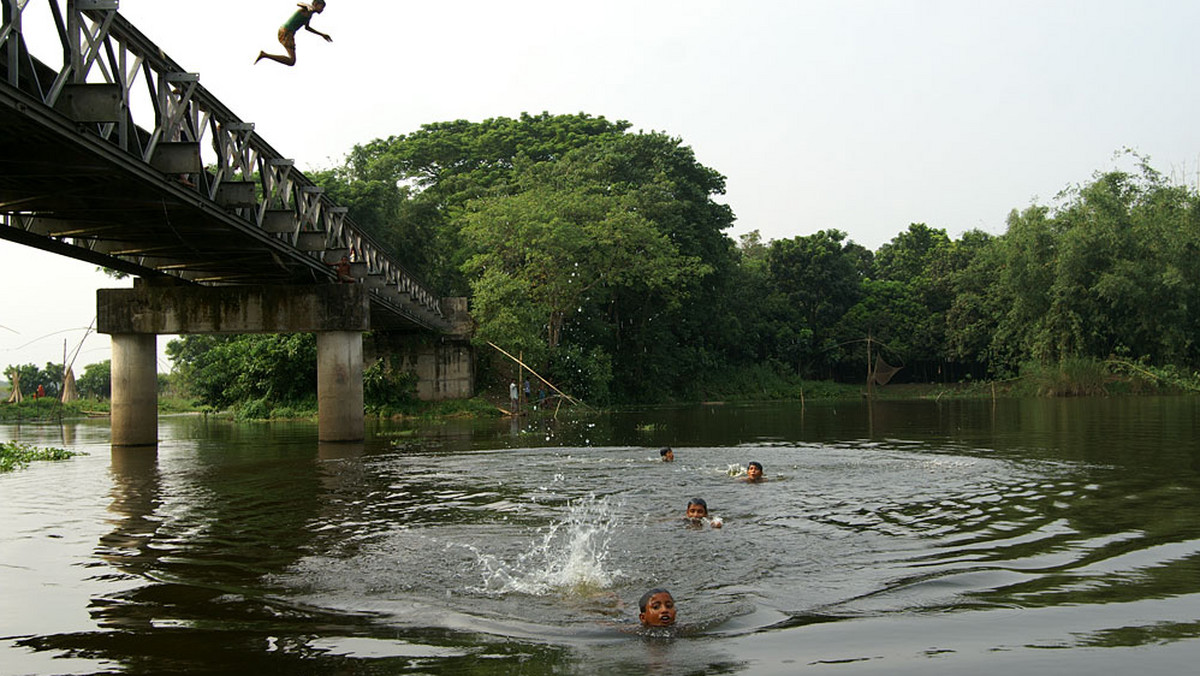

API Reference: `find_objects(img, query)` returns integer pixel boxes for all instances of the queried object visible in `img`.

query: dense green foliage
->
[76,360,111,399]
[148,120,1200,410]
[0,440,84,472]
[165,334,318,417]
[3,362,64,399]
[2,360,111,401]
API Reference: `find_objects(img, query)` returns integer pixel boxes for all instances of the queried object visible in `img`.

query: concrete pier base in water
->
[110,333,158,447]
[317,331,365,442]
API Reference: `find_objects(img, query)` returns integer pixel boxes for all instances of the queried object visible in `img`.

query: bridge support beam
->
[98,283,371,446]
[110,334,159,447]
[317,331,364,442]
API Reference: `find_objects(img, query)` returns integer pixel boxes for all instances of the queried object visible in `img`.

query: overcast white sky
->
[3,0,1199,373]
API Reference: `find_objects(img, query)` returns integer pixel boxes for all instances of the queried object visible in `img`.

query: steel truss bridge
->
[1,0,448,332]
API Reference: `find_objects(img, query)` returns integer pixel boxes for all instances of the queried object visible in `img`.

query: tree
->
[872,224,956,380]
[458,139,714,401]
[942,229,1003,377]
[76,360,112,399]
[990,204,1059,369]
[1039,163,1200,367]
[765,230,866,377]
[320,112,632,293]
[3,363,64,399]
[166,334,317,409]
[835,279,923,381]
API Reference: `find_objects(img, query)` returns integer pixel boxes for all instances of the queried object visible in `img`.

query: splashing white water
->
[471,495,625,596]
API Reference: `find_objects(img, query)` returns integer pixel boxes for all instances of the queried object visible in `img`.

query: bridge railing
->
[1,0,444,323]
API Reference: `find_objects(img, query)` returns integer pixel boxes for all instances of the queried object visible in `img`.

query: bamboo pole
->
[486,342,590,409]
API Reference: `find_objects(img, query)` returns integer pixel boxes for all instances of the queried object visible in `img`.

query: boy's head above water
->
[638,588,676,627]
[746,461,764,481]
[659,447,674,462]
[685,498,708,519]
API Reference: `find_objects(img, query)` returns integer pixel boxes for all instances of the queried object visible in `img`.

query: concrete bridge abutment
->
[364,298,476,402]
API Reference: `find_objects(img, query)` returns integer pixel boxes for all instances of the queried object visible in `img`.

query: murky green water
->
[3,397,1200,674]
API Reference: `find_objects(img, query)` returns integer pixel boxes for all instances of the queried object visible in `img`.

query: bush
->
[364,358,419,413]
[235,397,272,421]
[1018,357,1109,397]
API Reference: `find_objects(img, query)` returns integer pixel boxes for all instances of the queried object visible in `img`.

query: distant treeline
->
[158,114,1200,408]
[2,361,110,400]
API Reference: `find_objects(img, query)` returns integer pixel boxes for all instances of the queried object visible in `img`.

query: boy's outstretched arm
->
[305,25,333,42]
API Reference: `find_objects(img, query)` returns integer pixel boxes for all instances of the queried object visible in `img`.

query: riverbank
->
[4,363,1194,424]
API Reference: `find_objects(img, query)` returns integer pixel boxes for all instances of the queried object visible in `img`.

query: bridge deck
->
[1,80,313,286]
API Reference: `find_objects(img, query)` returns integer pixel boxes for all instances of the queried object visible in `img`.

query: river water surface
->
[3,397,1200,674]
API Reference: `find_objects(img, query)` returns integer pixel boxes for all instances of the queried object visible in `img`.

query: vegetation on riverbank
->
[3,355,1194,424]
[0,440,85,473]
[0,395,201,422]
[302,117,1200,408]
[9,118,1199,417]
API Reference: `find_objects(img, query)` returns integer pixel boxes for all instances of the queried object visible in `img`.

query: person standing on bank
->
[256,1,332,67]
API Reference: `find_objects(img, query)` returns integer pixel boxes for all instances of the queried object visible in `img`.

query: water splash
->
[471,495,625,596]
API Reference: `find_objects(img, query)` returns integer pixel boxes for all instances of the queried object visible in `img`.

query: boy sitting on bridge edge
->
[256,1,332,67]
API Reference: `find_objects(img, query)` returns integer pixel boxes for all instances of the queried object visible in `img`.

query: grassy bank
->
[0,396,203,422]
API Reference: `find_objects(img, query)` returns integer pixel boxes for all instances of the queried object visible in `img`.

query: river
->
[2,396,1199,674]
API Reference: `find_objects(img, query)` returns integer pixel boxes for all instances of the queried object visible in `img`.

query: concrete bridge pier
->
[317,331,364,442]
[110,334,159,447]
[98,283,372,447]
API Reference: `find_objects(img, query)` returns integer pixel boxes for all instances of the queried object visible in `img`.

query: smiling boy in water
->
[685,498,723,528]
[638,588,677,628]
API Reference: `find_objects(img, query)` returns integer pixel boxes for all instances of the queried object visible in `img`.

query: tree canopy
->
[146,124,1200,410]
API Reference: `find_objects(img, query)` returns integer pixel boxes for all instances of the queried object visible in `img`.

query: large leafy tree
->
[458,133,725,402]
[559,133,736,401]
[1039,164,1200,366]
[764,230,867,377]
[317,113,632,293]
[986,159,1200,372]
[871,223,957,380]
[835,278,923,381]
[76,359,112,399]
[942,229,1003,376]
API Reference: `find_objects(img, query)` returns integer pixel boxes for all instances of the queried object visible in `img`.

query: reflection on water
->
[2,398,1200,674]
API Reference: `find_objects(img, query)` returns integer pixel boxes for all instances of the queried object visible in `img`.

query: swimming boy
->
[659,447,674,462]
[638,588,677,628]
[256,1,332,67]
[685,498,723,528]
[740,461,765,483]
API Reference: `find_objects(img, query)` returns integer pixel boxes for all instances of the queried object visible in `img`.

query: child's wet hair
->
[748,461,763,471]
[639,587,672,612]
[687,497,707,511]
[659,447,672,457]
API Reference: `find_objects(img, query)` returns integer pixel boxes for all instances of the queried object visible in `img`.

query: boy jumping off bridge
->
[256,1,332,67]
